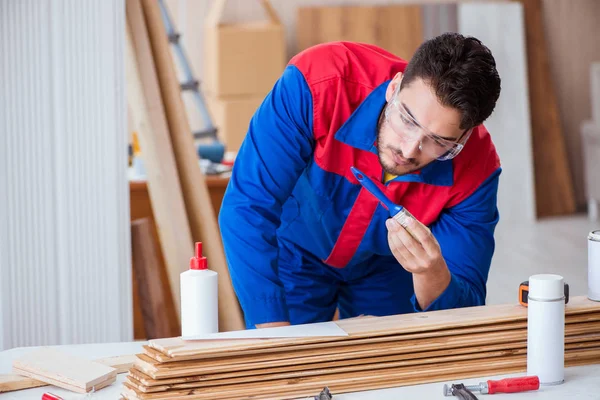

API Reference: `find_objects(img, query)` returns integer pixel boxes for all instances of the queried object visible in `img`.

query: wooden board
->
[541,0,600,207]
[12,348,117,394]
[120,349,599,399]
[125,0,193,319]
[131,218,176,339]
[129,346,600,393]
[148,296,599,359]
[121,298,600,399]
[138,0,244,332]
[458,2,536,222]
[0,374,47,393]
[136,323,600,379]
[0,354,136,393]
[137,332,600,380]
[137,327,600,380]
[510,0,576,217]
[297,5,423,60]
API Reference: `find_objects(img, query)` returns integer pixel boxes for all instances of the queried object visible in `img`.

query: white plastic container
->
[526,274,565,385]
[589,230,600,301]
[180,242,219,338]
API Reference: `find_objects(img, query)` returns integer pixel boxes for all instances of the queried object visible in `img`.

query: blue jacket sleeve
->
[218,65,314,328]
[411,168,501,312]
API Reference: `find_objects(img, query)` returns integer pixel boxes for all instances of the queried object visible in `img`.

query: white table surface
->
[1,341,599,399]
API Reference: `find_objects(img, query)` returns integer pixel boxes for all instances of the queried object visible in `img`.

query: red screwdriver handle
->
[488,376,540,394]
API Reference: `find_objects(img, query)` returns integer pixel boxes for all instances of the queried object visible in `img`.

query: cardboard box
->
[204,0,286,97]
[206,94,264,153]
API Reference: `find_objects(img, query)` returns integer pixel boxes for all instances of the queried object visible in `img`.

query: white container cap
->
[529,274,565,301]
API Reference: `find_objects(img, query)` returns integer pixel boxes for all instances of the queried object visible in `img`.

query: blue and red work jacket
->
[219,42,502,328]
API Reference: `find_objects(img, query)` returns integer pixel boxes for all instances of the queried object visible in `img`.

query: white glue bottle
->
[180,242,219,338]
[526,274,565,385]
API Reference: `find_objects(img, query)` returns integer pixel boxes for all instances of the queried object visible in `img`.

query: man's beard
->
[376,126,419,176]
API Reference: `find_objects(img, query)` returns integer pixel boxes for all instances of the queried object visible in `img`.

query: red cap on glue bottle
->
[189,242,208,270]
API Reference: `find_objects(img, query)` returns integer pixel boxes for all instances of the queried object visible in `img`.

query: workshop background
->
[0,0,599,351]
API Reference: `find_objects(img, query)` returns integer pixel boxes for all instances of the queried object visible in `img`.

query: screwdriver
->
[443,376,540,396]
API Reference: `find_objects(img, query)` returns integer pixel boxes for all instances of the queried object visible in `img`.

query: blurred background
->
[0,0,598,351]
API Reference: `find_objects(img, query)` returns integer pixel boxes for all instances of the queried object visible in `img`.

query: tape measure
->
[519,280,570,307]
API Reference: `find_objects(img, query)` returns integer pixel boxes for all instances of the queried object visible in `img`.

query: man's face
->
[376,74,466,176]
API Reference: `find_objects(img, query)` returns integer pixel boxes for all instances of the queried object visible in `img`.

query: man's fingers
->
[405,217,438,255]
[387,225,411,265]
[393,219,427,260]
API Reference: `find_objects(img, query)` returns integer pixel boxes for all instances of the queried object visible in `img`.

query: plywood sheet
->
[12,348,117,394]
[458,2,536,221]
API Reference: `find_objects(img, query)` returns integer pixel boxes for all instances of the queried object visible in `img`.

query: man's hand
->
[256,321,291,329]
[385,216,451,310]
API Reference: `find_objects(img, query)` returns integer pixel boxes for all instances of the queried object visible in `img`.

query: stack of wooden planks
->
[121,296,600,399]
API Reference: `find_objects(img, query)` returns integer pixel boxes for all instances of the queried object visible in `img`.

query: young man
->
[219,33,502,329]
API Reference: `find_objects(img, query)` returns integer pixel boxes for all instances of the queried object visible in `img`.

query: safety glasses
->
[383,85,472,161]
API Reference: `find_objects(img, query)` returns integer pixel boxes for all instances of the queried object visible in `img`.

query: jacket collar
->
[334,80,454,187]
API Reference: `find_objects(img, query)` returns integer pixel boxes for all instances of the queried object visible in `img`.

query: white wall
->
[0,0,132,350]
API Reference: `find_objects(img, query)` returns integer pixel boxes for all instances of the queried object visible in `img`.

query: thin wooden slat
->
[141,312,600,364]
[130,346,600,393]
[132,347,532,391]
[123,299,600,399]
[510,0,576,217]
[136,336,600,383]
[123,356,598,400]
[131,218,178,339]
[136,339,530,380]
[148,296,600,358]
[125,0,193,319]
[122,356,528,400]
[120,349,600,400]
[138,0,244,332]
[137,328,600,381]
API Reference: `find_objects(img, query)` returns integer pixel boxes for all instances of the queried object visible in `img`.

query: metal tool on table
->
[443,376,540,398]
[444,383,480,399]
[519,280,569,307]
[314,386,333,400]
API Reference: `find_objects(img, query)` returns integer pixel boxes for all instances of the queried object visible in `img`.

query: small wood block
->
[12,348,117,393]
[0,374,47,393]
[0,353,136,393]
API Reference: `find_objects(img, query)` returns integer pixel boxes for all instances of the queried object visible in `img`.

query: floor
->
[486,213,598,305]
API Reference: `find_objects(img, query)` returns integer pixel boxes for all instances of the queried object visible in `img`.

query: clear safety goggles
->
[383,85,472,161]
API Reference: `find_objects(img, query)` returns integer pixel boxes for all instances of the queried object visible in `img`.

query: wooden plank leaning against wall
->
[126,0,244,339]
[139,0,244,332]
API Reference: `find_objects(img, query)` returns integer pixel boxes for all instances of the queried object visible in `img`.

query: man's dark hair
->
[400,32,501,130]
